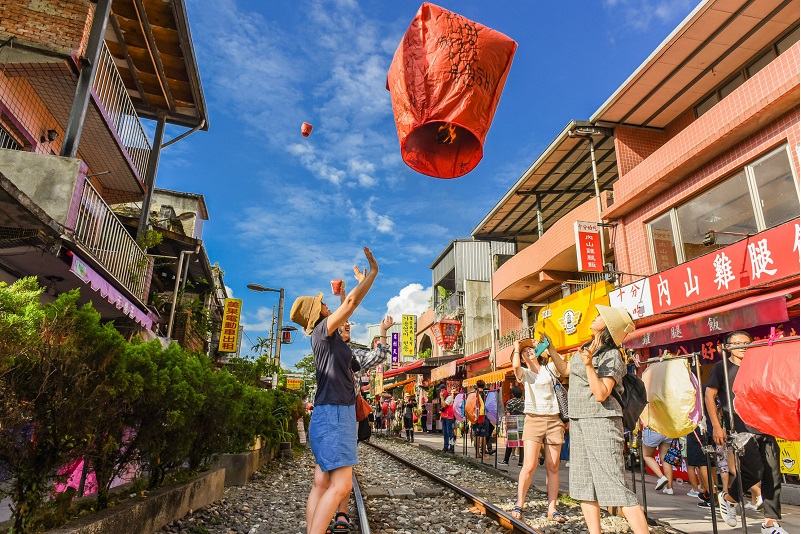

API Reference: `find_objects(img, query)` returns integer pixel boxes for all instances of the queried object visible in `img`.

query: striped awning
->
[463,369,509,388]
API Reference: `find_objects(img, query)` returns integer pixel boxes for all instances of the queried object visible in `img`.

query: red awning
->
[455,349,490,366]
[382,359,424,379]
[623,288,791,349]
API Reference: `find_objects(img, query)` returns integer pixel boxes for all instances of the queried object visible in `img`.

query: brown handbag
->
[356,395,371,422]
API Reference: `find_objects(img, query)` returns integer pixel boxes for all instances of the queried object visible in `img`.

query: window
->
[776,27,800,55]
[676,172,757,261]
[647,144,797,270]
[647,212,679,272]
[750,146,799,229]
[719,74,744,100]
[0,124,22,151]
[695,26,799,118]
[747,50,776,78]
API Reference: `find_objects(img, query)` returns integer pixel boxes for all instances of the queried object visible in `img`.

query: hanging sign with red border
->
[574,221,603,272]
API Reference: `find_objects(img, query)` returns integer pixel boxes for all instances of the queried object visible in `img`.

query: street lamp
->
[247,283,285,379]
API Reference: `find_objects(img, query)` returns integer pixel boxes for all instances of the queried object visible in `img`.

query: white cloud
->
[603,0,694,31]
[385,283,432,319]
[224,285,234,298]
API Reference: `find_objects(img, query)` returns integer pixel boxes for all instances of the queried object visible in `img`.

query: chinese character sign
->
[648,220,799,314]
[286,378,302,390]
[218,298,243,353]
[609,279,655,319]
[402,314,416,356]
[574,221,603,272]
[391,332,400,369]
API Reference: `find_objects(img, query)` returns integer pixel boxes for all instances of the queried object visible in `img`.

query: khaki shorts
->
[522,414,564,444]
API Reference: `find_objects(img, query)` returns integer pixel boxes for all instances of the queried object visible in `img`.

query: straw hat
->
[595,304,635,346]
[290,293,324,334]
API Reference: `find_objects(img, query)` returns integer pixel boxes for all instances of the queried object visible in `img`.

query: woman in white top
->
[510,338,566,524]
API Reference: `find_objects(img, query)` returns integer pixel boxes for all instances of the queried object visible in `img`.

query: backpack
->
[612,372,648,431]
[465,392,485,424]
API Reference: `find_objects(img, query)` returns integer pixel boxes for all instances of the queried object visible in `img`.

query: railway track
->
[352,440,541,534]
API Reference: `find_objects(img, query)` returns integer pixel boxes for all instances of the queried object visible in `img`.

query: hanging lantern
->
[386,3,517,178]
[301,122,313,137]
[430,318,462,350]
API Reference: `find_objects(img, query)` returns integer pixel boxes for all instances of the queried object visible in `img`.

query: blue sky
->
[154,0,697,370]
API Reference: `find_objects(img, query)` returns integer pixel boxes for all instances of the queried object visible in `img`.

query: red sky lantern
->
[386,3,517,179]
[301,122,313,137]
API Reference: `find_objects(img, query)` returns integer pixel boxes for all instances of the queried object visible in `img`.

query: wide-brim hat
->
[595,304,635,346]
[290,293,324,334]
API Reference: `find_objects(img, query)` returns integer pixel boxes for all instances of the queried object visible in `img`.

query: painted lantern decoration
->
[386,3,517,178]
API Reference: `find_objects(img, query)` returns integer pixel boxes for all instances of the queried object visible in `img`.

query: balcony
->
[3,41,149,204]
[492,199,599,301]
[434,291,464,320]
[0,149,152,304]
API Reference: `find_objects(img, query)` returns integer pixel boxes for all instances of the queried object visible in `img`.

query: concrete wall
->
[463,280,492,357]
[0,149,81,227]
[45,467,224,534]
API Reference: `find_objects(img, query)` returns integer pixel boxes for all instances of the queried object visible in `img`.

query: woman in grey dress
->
[543,305,648,534]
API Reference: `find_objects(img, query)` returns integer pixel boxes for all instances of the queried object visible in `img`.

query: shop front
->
[611,219,800,481]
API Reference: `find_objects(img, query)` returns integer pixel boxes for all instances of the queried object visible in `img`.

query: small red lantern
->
[387,3,517,178]
[301,122,313,137]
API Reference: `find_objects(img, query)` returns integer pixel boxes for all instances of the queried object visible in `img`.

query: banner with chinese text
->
[218,298,243,353]
[391,332,400,369]
[574,221,603,272]
[402,314,416,356]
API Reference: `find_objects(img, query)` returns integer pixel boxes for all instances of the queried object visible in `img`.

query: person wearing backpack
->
[466,380,491,460]
[544,305,649,534]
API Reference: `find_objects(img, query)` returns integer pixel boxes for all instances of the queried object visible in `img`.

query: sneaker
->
[663,487,674,495]
[718,492,738,527]
[687,489,700,497]
[761,521,789,534]
[499,460,508,465]
[745,496,764,511]
[564,461,570,468]
[517,463,523,467]
[698,501,714,509]
[655,476,669,491]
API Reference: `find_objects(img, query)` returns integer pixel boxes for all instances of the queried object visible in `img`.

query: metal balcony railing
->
[73,179,152,300]
[497,326,537,351]
[435,291,464,319]
[93,42,151,180]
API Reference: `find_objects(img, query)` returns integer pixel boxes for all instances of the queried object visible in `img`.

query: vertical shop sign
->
[391,332,400,369]
[574,221,603,272]
[218,298,243,353]
[402,314,416,356]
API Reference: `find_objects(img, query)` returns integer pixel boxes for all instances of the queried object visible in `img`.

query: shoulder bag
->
[546,365,569,423]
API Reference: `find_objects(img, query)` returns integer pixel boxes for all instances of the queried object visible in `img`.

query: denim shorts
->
[309,404,358,472]
[642,427,671,448]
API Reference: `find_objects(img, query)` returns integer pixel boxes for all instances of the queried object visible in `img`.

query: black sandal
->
[510,506,524,520]
[332,512,350,532]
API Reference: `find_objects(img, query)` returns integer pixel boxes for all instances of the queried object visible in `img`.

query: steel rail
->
[364,441,542,534]
[351,472,371,534]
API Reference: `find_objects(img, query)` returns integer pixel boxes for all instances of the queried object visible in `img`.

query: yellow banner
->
[286,378,302,390]
[776,439,800,475]
[536,281,613,352]
[402,314,416,356]
[218,298,243,353]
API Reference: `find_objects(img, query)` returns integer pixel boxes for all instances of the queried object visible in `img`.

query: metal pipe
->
[166,249,196,338]
[720,345,749,534]
[61,0,112,158]
[137,112,167,242]
[161,119,206,149]
[692,352,719,534]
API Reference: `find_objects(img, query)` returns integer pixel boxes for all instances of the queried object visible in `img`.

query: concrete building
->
[0,0,217,340]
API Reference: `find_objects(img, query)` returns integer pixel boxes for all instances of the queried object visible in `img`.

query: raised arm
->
[542,333,569,377]
[327,247,378,335]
